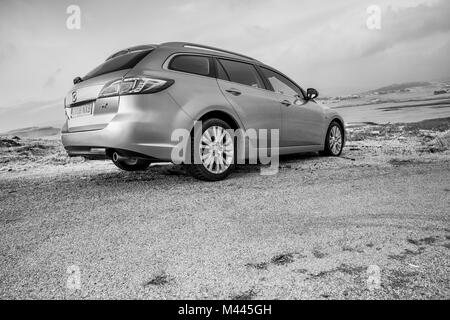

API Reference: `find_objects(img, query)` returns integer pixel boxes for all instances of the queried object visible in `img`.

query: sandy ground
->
[0,120,449,299]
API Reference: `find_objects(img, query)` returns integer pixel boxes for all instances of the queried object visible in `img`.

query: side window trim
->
[254,65,274,92]
[214,58,230,81]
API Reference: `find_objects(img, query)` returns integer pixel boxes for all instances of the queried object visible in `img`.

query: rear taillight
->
[98,77,174,98]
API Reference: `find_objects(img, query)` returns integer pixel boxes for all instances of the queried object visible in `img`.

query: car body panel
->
[65,69,131,106]
[216,79,282,148]
[280,96,325,146]
[64,69,132,132]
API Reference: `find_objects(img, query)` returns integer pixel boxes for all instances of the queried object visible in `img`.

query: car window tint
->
[261,67,302,97]
[169,55,210,76]
[219,59,263,89]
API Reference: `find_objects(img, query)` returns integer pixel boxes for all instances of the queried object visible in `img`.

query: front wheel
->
[322,121,344,156]
[186,118,235,181]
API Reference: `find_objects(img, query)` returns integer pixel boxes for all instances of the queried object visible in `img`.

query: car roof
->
[107,42,261,64]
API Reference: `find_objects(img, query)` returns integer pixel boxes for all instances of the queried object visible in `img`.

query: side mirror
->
[306,88,319,100]
[73,76,83,85]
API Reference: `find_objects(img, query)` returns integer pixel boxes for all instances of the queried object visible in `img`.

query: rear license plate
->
[71,103,93,118]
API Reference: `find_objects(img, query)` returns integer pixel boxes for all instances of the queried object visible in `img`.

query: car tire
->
[186,118,236,181]
[322,121,344,156]
[112,158,152,171]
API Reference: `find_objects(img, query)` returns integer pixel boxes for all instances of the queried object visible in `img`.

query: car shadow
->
[84,152,323,185]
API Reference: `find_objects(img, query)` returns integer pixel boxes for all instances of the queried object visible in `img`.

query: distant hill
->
[0,98,64,132]
[367,82,431,94]
[1,126,60,138]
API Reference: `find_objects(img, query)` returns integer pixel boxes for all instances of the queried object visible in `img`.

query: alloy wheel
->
[329,125,343,155]
[199,126,234,174]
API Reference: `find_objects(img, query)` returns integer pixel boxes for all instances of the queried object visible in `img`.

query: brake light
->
[98,77,174,98]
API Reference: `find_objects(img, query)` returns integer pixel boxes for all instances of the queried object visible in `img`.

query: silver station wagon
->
[62,42,345,181]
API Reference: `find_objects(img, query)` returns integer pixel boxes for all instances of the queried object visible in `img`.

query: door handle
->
[280,100,291,106]
[226,88,242,96]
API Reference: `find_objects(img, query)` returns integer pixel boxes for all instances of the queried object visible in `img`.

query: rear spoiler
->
[106,45,157,61]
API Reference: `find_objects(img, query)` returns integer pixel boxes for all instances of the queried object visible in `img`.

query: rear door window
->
[84,50,152,80]
[218,59,264,89]
[169,55,211,76]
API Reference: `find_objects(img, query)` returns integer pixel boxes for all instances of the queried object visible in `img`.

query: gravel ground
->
[0,122,449,300]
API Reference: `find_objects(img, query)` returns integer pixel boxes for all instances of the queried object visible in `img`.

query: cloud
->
[0,42,18,62]
[0,98,61,111]
[360,0,450,57]
[1,0,449,105]
[43,68,62,88]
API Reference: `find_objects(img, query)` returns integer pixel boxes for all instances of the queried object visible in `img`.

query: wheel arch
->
[197,110,241,130]
[330,116,344,130]
[327,116,346,146]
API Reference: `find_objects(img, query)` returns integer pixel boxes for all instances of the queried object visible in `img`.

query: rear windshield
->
[83,50,152,80]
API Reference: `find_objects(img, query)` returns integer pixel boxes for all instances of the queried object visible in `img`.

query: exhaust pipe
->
[112,150,144,164]
[112,151,129,162]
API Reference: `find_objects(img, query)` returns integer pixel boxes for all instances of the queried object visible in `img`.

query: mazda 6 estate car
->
[62,42,345,181]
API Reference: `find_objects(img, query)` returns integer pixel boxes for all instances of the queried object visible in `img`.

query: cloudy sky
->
[0,0,449,110]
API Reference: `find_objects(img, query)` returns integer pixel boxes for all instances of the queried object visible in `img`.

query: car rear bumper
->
[61,93,193,161]
[62,123,178,161]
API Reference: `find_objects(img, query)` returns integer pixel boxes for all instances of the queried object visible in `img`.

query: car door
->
[259,67,325,147]
[215,58,281,149]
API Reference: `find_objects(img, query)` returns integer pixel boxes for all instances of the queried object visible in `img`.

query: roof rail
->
[161,42,258,62]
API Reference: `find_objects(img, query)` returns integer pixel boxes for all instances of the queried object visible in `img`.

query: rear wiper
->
[73,76,83,84]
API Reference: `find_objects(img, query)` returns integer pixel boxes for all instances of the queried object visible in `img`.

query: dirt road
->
[1,151,449,299]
